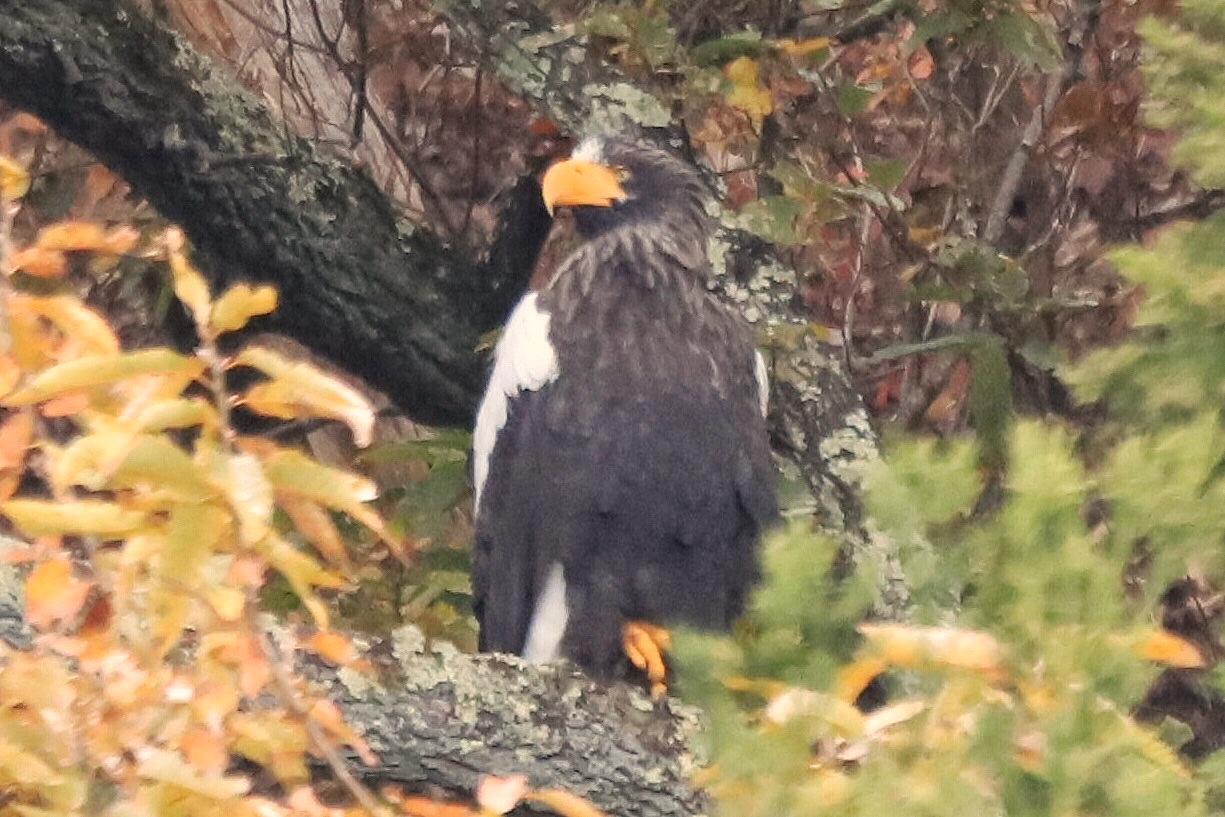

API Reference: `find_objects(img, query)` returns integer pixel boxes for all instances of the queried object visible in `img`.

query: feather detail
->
[472,292,559,513]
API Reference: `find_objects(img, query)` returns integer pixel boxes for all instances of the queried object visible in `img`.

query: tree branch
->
[0,557,707,816]
[0,0,532,427]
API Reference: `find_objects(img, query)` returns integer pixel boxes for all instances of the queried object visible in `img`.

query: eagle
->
[471,134,777,693]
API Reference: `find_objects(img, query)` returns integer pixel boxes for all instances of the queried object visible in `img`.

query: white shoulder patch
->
[472,292,560,513]
[521,562,569,663]
[754,349,770,418]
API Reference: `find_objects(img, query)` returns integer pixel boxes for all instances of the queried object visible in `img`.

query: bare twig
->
[981,71,1066,245]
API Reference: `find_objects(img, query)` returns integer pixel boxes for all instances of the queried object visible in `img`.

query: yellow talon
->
[622,621,672,700]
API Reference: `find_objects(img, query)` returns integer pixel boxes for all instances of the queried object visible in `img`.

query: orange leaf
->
[34,221,110,252]
[279,494,350,569]
[11,247,68,278]
[224,553,268,588]
[39,390,90,418]
[908,45,934,80]
[0,410,32,470]
[235,636,273,699]
[9,293,120,356]
[0,355,19,398]
[25,558,91,629]
[525,788,609,817]
[191,681,240,730]
[77,164,124,213]
[306,630,357,666]
[181,728,229,773]
[396,794,482,817]
[1133,629,1205,668]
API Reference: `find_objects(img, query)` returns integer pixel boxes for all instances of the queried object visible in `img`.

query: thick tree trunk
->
[0,1,886,570]
[0,0,538,427]
[0,0,904,808]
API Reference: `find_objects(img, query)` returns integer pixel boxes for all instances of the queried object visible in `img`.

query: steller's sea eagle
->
[471,134,777,695]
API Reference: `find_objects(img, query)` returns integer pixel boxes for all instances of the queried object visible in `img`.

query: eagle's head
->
[541,135,712,247]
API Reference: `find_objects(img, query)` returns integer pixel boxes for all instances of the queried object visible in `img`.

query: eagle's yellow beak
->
[540,157,626,215]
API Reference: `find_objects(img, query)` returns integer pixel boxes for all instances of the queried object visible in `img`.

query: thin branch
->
[981,71,1066,245]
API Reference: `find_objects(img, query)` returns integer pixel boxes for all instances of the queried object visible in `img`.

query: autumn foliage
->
[0,153,398,814]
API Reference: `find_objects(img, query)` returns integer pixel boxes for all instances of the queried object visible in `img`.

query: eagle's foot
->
[622,620,671,700]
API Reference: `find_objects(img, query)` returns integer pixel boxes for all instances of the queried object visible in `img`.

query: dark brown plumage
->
[471,135,777,681]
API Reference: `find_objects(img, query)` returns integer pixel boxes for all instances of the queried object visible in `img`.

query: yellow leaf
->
[210,283,277,334]
[161,504,227,590]
[258,445,376,510]
[235,347,375,447]
[834,656,888,703]
[724,56,774,130]
[228,711,309,784]
[115,435,218,501]
[205,585,245,622]
[150,582,191,649]
[132,397,213,433]
[137,748,251,798]
[2,499,146,536]
[169,250,212,331]
[262,535,342,625]
[9,293,120,355]
[50,430,136,492]
[278,494,350,568]
[259,443,407,559]
[3,348,203,405]
[51,432,216,501]
[0,156,30,200]
[0,735,61,785]
[777,36,831,57]
[857,623,1005,679]
[225,452,273,546]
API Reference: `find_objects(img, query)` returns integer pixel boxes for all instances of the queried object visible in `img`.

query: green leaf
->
[835,82,877,116]
[2,499,146,536]
[731,196,804,245]
[689,32,767,66]
[968,338,1012,472]
[3,349,203,405]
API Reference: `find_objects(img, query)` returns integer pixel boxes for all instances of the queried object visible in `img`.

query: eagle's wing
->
[471,292,559,656]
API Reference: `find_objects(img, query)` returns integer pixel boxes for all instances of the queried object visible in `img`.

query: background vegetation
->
[0,0,1224,814]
